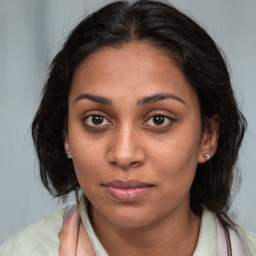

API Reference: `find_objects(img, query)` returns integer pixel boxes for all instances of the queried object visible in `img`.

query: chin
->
[97,202,171,231]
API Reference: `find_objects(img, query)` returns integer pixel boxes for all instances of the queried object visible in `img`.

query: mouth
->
[103,180,153,202]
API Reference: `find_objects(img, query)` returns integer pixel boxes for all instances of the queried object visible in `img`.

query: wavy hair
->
[32,0,246,224]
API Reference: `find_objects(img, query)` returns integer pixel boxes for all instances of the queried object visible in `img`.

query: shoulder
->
[241,228,256,255]
[0,207,66,256]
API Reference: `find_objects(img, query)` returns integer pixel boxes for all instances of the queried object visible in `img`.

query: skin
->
[65,42,218,256]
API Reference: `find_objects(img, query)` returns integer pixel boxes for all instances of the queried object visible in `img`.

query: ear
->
[198,114,219,163]
[64,130,71,156]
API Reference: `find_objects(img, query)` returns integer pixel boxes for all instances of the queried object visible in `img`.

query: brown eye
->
[144,114,174,127]
[152,115,165,125]
[84,114,111,127]
[92,115,104,125]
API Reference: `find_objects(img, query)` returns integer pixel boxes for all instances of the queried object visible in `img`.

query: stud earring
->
[203,153,210,160]
[66,153,72,159]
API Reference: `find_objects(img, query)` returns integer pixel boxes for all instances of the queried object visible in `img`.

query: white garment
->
[0,201,255,256]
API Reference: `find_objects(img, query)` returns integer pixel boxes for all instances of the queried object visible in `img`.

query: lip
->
[103,180,153,202]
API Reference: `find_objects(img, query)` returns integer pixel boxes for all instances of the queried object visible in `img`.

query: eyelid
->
[143,111,176,127]
[145,110,175,120]
[82,111,112,127]
[81,110,175,129]
[82,110,109,120]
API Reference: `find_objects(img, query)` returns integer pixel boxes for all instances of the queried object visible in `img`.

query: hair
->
[32,0,246,225]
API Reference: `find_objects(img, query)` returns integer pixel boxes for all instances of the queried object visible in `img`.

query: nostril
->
[129,161,139,167]
[109,160,140,169]
[110,161,118,167]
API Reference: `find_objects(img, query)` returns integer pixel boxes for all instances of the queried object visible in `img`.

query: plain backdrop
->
[0,0,255,245]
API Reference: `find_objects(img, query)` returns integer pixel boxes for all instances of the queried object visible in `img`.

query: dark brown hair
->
[32,0,246,223]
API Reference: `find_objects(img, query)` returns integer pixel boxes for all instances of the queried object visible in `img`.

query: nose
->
[107,125,145,170]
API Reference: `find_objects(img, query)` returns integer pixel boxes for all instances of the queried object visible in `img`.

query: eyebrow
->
[74,93,113,106]
[74,92,185,106]
[137,93,185,106]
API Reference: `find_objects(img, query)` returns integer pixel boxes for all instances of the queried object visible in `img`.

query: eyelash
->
[82,113,112,128]
[82,112,175,129]
[144,113,175,127]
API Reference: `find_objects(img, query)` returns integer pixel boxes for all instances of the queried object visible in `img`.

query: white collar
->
[192,208,216,255]
[79,200,250,256]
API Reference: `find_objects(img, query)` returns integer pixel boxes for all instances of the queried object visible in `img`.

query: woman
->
[0,0,255,255]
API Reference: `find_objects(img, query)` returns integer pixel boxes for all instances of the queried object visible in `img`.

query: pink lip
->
[103,180,153,202]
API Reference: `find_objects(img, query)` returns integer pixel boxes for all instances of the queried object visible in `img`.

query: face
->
[65,43,215,229]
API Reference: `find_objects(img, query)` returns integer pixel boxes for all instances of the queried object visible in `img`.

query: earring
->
[66,153,72,159]
[203,153,210,160]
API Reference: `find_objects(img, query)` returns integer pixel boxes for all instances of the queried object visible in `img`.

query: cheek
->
[152,148,198,207]
[148,128,201,193]
[69,134,106,182]
[152,134,200,171]
[70,142,106,201]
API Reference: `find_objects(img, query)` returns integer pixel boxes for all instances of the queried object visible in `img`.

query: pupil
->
[153,115,164,125]
[92,115,103,125]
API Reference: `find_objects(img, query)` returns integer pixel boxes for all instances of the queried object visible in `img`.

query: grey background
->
[0,0,255,245]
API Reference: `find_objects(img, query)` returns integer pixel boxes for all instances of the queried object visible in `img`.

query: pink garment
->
[58,204,250,256]
[58,204,95,256]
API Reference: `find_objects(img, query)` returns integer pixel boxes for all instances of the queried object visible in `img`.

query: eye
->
[84,114,111,127]
[144,114,173,127]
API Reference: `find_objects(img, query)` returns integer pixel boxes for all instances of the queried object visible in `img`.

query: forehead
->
[70,42,196,104]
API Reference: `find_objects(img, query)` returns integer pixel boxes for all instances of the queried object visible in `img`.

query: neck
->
[92,203,201,256]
